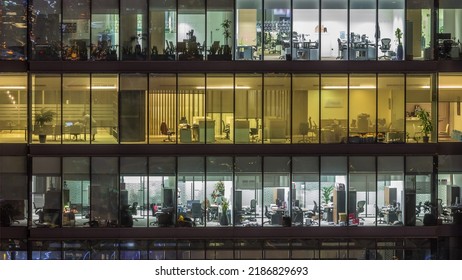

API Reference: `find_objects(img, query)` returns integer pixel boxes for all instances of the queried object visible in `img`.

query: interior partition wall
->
[0,73,27,143]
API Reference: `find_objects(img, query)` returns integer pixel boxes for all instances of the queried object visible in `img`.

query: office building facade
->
[0,0,462,259]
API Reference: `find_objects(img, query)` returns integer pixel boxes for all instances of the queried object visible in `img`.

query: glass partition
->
[149,0,176,60]
[293,0,320,60]
[292,74,320,143]
[321,0,347,60]
[263,0,291,61]
[178,157,205,227]
[206,157,233,227]
[148,157,176,227]
[120,0,147,61]
[320,75,348,143]
[178,74,205,143]
[91,74,118,144]
[205,74,233,144]
[263,73,291,143]
[91,0,119,60]
[235,74,262,144]
[292,157,319,226]
[0,156,27,227]
[62,0,90,61]
[350,0,376,61]
[30,0,61,60]
[207,0,233,61]
[349,157,376,226]
[378,74,405,143]
[62,74,90,143]
[177,0,205,61]
[438,73,462,142]
[0,73,27,143]
[378,0,405,61]
[349,74,377,143]
[120,157,148,227]
[120,74,147,143]
[0,0,27,61]
[90,157,118,227]
[438,0,461,60]
[236,0,262,60]
[62,157,90,227]
[406,0,433,60]
[235,156,262,226]
[149,74,177,144]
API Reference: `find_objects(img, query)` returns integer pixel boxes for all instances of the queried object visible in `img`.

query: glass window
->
[62,157,90,227]
[206,157,233,227]
[30,0,61,60]
[178,0,205,61]
[438,73,462,142]
[292,157,319,227]
[349,74,377,143]
[207,0,233,61]
[91,157,119,227]
[378,0,405,61]
[0,156,27,227]
[349,157,376,226]
[377,156,404,227]
[62,74,90,144]
[320,75,348,143]
[0,73,27,143]
[206,240,232,259]
[293,0,320,61]
[120,74,147,143]
[350,0,376,61]
[149,0,176,60]
[63,240,90,260]
[148,157,176,228]
[149,74,177,144]
[292,74,320,143]
[205,74,233,144]
[264,73,290,144]
[120,157,148,227]
[121,0,147,61]
[263,0,291,61]
[178,74,205,143]
[437,155,462,225]
[378,74,405,143]
[62,0,90,61]
[91,0,119,60]
[406,0,433,60]
[91,74,118,144]
[31,241,62,260]
[235,157,262,227]
[321,0,347,60]
[31,157,61,228]
[263,157,290,227]
[90,240,118,259]
[120,240,148,260]
[0,0,27,61]
[235,74,262,144]
[438,0,461,60]
[178,157,205,227]
[31,74,61,144]
[236,0,262,60]
[321,156,347,226]
[406,74,436,143]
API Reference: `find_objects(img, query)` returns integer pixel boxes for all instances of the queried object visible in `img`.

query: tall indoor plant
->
[395,27,404,60]
[34,109,55,143]
[221,19,232,58]
[416,108,433,143]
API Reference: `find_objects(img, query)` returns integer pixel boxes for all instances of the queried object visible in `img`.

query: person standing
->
[83,112,97,141]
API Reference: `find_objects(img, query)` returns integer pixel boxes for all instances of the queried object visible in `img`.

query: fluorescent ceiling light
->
[322,85,376,89]
[195,86,251,89]
[87,85,117,90]
[0,86,26,90]
[438,85,462,89]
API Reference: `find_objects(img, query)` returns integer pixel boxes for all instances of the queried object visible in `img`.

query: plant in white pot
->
[35,109,55,143]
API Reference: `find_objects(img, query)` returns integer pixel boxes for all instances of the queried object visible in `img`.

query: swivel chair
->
[336,38,347,60]
[191,202,203,225]
[298,122,310,143]
[379,38,391,60]
[247,199,257,221]
[160,122,175,142]
[356,200,366,221]
[249,128,259,142]
[374,205,387,224]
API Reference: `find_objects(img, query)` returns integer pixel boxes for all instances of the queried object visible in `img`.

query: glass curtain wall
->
[320,156,347,226]
[31,74,61,144]
[178,74,205,143]
[148,157,176,228]
[149,74,177,144]
[406,74,436,143]
[349,157,376,226]
[320,75,348,143]
[62,74,90,144]
[438,73,462,142]
[236,0,262,60]
[377,156,404,227]
[119,74,147,144]
[63,241,91,259]
[235,156,262,226]
[91,74,118,144]
[293,0,319,61]
[349,74,377,143]
[235,74,262,144]
[263,0,291,61]
[292,74,319,143]
[31,241,62,260]
[120,0,147,61]
[62,157,90,227]
[0,156,27,227]
[0,0,27,60]
[406,0,433,60]
[120,157,148,227]
[292,157,319,226]
[378,0,405,61]
[177,0,205,61]
[438,0,462,60]
[263,157,290,227]
[149,0,176,60]
[207,0,233,61]
[321,0,347,60]
[437,155,462,224]
[29,0,61,60]
[0,73,27,143]
[264,74,291,143]
[206,157,233,227]
[91,0,119,60]
[205,74,233,144]
[378,74,405,143]
[62,0,90,61]
[350,0,376,61]
[178,157,205,227]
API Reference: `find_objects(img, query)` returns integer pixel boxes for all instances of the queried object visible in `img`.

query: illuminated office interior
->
[1,0,462,260]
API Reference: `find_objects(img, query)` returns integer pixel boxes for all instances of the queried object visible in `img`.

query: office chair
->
[264,205,279,225]
[439,39,454,59]
[336,38,347,59]
[298,122,310,143]
[437,199,451,223]
[249,128,259,142]
[33,202,45,226]
[356,200,366,221]
[247,199,257,221]
[374,205,387,224]
[379,38,391,60]
[130,202,138,216]
[160,122,175,142]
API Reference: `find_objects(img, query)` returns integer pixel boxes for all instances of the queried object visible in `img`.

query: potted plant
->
[34,109,55,143]
[219,19,232,60]
[220,197,229,226]
[395,27,404,60]
[322,185,334,205]
[416,108,433,143]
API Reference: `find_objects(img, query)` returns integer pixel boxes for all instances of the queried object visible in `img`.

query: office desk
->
[344,45,376,60]
[179,128,192,143]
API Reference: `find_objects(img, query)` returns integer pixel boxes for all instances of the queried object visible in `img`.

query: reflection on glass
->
[91,1,119,60]
[0,0,27,61]
[149,0,176,60]
[121,0,147,61]
[0,73,27,143]
[62,0,90,61]
[30,0,61,60]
